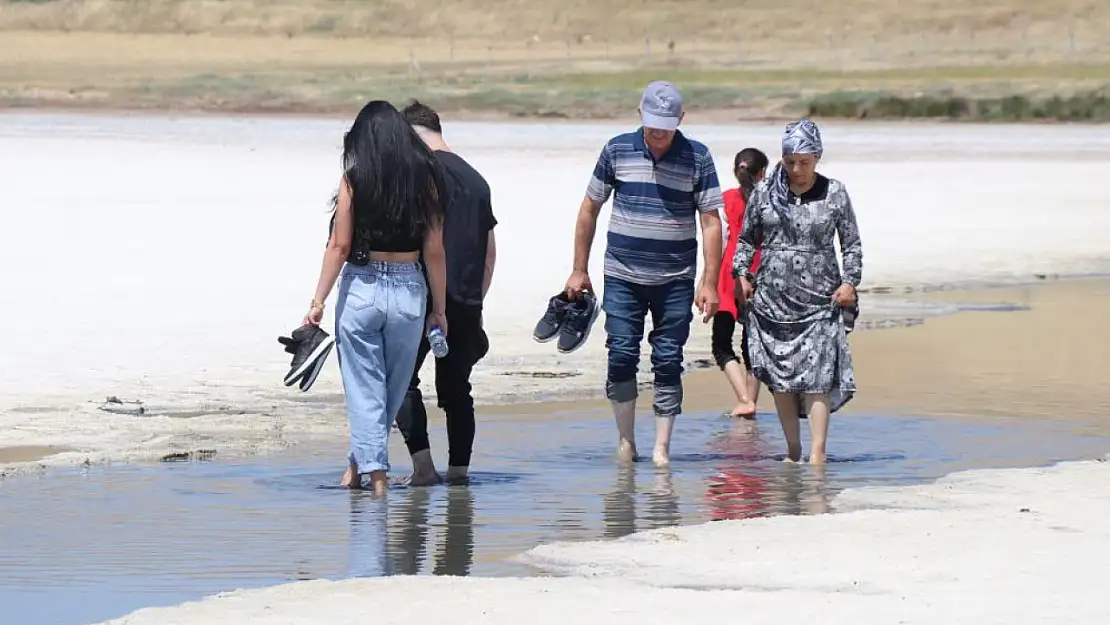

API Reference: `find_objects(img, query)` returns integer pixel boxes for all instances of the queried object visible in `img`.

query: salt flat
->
[1,113,1109,472]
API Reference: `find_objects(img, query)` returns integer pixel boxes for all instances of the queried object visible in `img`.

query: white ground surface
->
[95,455,1110,625]
[2,113,1109,474]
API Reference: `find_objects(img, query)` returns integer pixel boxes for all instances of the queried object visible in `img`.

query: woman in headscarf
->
[733,119,863,464]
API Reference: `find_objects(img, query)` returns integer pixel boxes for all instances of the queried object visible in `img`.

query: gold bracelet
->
[310,299,325,311]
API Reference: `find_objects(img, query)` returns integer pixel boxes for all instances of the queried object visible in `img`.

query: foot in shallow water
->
[340,462,361,489]
[729,401,757,418]
[445,465,469,484]
[652,415,674,467]
[368,471,389,497]
[407,471,443,487]
[407,450,442,487]
[616,439,638,463]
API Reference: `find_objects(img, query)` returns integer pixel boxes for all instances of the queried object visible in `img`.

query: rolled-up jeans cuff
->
[606,379,638,403]
[348,452,389,474]
[652,383,683,417]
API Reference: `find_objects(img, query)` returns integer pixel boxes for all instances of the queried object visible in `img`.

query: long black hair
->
[733,147,769,203]
[332,100,445,243]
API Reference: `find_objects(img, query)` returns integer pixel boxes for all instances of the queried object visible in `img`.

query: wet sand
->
[2,277,1106,477]
[842,277,1110,424]
[0,446,69,464]
[480,277,1110,432]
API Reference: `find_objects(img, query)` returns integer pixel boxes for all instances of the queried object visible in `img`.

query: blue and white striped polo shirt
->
[586,128,723,286]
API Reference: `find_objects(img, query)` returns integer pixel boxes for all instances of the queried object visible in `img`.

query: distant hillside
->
[2,0,1108,120]
[0,0,1104,48]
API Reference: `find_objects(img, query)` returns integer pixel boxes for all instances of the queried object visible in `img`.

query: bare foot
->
[729,400,757,418]
[809,451,827,465]
[446,465,469,484]
[652,414,674,467]
[616,439,638,463]
[785,445,803,463]
[340,462,362,489]
[368,471,389,497]
[407,471,443,487]
[407,450,442,487]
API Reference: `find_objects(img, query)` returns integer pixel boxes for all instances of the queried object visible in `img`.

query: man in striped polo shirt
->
[564,80,723,466]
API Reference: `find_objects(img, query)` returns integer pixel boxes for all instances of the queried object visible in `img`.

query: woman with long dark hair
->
[734,120,863,464]
[713,148,769,419]
[303,100,448,495]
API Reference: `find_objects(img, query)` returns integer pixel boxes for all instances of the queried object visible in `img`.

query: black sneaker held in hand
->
[533,292,575,343]
[557,290,600,354]
[278,324,335,391]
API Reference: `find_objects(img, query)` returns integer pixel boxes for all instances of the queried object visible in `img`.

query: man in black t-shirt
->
[396,100,498,485]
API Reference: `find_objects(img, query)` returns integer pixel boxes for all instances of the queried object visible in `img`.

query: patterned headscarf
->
[766,119,824,239]
[781,119,823,159]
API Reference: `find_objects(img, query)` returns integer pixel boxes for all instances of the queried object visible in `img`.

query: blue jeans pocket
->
[343,275,379,312]
[394,281,427,322]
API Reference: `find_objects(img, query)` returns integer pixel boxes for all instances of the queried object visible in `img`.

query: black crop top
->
[328,208,425,264]
[349,219,424,258]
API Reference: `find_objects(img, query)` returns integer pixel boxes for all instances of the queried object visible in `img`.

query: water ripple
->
[1,410,1108,625]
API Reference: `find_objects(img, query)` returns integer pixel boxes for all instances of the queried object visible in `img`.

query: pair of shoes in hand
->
[532,290,599,354]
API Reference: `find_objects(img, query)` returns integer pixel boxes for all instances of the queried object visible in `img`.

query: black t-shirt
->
[437,150,497,306]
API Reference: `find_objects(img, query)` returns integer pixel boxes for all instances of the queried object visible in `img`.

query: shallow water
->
[2,408,1108,625]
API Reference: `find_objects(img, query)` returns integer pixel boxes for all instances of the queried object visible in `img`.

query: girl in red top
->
[714,148,769,418]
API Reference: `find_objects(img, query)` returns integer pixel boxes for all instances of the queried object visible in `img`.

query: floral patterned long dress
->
[732,173,863,412]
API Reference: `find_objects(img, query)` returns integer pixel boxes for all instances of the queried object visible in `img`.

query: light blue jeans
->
[335,260,427,474]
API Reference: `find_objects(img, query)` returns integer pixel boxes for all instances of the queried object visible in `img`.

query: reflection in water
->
[347,493,389,578]
[602,466,636,538]
[5,410,1110,625]
[433,486,475,576]
[647,470,680,528]
[347,486,476,578]
[766,462,831,517]
[705,419,831,520]
[602,465,681,539]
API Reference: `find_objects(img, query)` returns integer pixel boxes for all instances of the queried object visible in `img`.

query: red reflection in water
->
[705,420,770,521]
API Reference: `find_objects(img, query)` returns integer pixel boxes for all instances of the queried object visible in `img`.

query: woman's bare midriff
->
[369,250,421,262]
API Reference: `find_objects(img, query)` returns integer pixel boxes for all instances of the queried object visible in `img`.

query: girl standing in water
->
[303,100,449,495]
[713,148,769,418]
[734,120,863,464]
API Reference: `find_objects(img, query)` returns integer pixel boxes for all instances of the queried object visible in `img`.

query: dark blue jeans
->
[602,275,695,417]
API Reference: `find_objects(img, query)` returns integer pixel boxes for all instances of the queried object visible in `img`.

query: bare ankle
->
[410,450,438,479]
[617,439,638,462]
[446,465,469,482]
[341,461,361,489]
[731,401,756,417]
[652,414,675,465]
[369,471,389,497]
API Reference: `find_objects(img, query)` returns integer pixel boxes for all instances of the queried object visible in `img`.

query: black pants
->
[394,298,487,468]
[711,310,751,371]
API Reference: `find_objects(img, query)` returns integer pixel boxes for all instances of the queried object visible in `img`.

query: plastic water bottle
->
[428,326,449,359]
